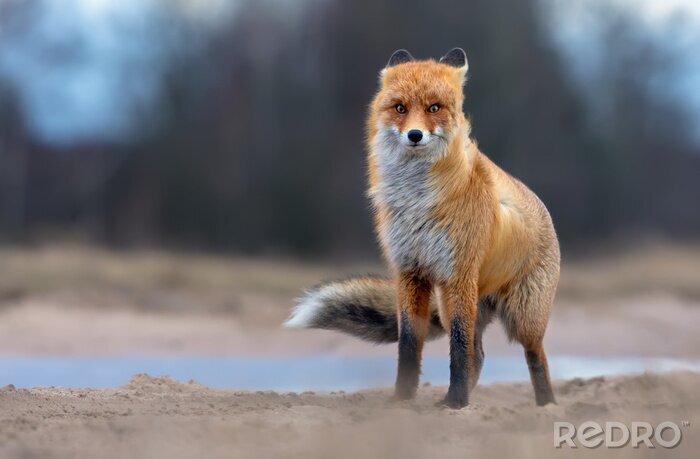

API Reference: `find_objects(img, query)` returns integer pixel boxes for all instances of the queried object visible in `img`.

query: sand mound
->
[0,371,697,458]
[120,373,204,393]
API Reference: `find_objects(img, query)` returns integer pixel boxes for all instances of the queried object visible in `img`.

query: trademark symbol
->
[681,421,690,428]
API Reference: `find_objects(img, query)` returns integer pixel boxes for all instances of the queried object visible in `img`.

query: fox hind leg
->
[498,268,558,406]
[470,297,496,392]
[524,340,556,405]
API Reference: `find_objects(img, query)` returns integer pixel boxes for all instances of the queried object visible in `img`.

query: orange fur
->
[288,49,559,408]
[368,51,559,407]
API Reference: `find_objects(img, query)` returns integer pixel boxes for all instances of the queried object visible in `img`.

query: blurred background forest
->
[1,0,699,258]
[1,5,700,448]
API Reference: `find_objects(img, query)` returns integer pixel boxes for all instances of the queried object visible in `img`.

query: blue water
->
[0,355,698,392]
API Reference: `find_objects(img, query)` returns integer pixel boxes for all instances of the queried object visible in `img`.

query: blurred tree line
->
[1,0,699,257]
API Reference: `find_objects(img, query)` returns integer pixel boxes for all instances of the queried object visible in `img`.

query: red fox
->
[286,48,559,408]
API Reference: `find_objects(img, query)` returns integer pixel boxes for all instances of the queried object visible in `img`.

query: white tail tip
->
[283,295,322,328]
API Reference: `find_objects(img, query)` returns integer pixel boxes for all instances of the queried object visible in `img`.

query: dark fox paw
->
[393,378,418,401]
[435,392,468,409]
[393,386,417,401]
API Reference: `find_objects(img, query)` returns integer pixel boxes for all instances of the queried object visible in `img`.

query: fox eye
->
[428,104,440,113]
[395,104,407,114]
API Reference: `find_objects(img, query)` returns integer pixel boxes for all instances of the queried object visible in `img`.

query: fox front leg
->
[436,280,477,408]
[394,273,432,400]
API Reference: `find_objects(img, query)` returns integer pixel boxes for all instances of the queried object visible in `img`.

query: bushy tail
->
[284,275,445,343]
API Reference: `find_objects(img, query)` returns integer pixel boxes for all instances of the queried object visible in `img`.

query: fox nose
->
[407,130,423,143]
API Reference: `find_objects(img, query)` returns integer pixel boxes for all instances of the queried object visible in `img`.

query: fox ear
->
[440,47,469,83]
[439,47,467,68]
[386,49,414,68]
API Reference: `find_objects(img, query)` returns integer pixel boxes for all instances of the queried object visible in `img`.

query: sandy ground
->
[0,245,698,457]
[0,372,697,458]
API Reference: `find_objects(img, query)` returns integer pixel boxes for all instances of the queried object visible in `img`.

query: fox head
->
[369,48,469,160]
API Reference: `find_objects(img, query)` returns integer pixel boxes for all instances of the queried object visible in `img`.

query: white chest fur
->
[372,148,455,282]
